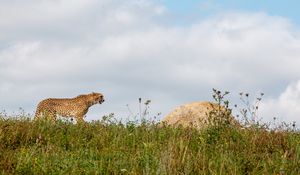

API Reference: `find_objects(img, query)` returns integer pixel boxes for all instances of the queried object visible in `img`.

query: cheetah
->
[35,92,105,123]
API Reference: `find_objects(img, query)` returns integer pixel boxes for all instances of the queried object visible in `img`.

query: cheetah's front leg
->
[75,113,85,124]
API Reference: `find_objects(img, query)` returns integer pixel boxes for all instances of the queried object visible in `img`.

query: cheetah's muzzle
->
[99,99,105,104]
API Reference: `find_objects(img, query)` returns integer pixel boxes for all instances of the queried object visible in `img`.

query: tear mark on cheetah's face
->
[34,92,105,123]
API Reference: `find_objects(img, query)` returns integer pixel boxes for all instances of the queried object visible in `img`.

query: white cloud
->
[0,0,300,124]
[260,80,300,125]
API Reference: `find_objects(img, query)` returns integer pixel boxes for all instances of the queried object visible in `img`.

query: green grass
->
[0,116,299,175]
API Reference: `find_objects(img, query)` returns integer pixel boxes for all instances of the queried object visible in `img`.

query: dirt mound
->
[161,101,238,129]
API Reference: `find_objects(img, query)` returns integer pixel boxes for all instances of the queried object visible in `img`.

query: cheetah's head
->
[90,92,105,105]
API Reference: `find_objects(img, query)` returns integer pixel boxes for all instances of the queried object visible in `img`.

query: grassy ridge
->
[0,117,299,175]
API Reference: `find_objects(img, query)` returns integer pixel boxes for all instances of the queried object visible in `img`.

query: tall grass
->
[0,116,299,174]
[1,91,300,174]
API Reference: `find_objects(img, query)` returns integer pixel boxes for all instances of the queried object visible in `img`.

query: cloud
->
[260,80,300,125]
[0,0,300,124]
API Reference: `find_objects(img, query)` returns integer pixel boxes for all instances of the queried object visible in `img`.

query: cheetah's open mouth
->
[99,99,105,104]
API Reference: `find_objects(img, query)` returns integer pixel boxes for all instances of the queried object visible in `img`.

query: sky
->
[0,0,300,126]
[159,0,300,23]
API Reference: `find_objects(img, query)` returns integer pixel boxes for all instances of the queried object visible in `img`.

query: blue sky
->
[158,0,300,24]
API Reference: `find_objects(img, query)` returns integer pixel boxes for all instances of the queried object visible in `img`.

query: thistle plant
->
[235,92,264,128]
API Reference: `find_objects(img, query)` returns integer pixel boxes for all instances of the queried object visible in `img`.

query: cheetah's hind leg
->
[36,110,57,122]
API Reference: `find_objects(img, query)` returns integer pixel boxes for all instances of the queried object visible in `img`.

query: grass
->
[0,115,299,175]
[1,91,300,174]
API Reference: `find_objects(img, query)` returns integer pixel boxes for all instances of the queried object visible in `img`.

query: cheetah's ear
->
[92,92,96,95]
